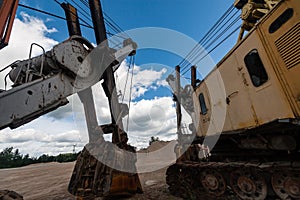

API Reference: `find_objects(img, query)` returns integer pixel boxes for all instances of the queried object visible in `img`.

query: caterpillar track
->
[166,161,300,200]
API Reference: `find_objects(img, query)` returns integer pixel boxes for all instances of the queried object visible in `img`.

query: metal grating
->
[275,22,300,69]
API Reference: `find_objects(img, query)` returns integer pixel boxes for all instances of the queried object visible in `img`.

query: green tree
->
[0,147,24,168]
[0,147,79,169]
[55,153,77,163]
[149,136,160,146]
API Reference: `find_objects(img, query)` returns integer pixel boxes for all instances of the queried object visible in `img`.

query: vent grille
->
[275,23,300,69]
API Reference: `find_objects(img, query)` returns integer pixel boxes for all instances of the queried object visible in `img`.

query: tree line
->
[0,137,161,169]
[0,147,80,169]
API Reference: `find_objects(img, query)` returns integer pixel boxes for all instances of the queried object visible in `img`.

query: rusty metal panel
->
[0,0,19,49]
[61,3,82,36]
[0,73,72,129]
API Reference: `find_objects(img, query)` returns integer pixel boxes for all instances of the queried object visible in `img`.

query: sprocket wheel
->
[271,170,300,199]
[201,169,227,196]
[230,168,267,200]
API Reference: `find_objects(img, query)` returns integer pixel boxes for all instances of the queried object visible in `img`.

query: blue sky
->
[17,0,239,100]
[0,0,241,155]
[18,0,236,68]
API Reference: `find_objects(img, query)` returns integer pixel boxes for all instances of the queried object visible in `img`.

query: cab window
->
[244,49,268,87]
[199,93,207,115]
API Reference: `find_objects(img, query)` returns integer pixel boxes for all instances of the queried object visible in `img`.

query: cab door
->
[234,31,294,125]
[195,84,211,137]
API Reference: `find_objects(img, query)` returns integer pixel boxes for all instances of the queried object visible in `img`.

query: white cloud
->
[68,63,180,150]
[124,97,178,143]
[0,128,43,143]
[51,130,81,143]
[0,126,83,156]
[0,13,191,156]
[0,128,80,144]
[115,61,168,101]
[0,110,86,156]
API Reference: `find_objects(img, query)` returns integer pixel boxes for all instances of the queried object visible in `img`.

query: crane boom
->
[0,36,137,130]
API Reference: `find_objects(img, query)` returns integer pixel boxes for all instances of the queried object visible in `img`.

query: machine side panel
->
[194,1,298,136]
[258,0,300,116]
[0,74,73,129]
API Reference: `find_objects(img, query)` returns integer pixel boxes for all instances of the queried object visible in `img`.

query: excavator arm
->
[0,35,137,130]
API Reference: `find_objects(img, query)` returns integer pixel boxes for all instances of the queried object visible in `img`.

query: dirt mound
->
[138,141,171,153]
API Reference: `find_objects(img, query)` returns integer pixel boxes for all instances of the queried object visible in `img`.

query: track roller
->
[230,168,267,200]
[200,169,226,196]
[271,170,300,199]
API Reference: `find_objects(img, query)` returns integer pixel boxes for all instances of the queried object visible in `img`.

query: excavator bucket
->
[109,171,143,196]
[68,141,142,199]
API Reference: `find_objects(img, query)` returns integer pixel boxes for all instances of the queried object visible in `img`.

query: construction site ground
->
[0,141,238,199]
[0,161,179,200]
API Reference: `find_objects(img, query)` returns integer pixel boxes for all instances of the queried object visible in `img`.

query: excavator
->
[0,0,142,199]
[166,0,300,199]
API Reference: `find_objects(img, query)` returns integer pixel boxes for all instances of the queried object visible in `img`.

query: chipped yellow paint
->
[193,0,299,136]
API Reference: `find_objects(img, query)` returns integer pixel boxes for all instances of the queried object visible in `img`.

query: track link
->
[166,161,300,200]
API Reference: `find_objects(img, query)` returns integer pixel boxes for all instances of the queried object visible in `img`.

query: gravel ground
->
[0,162,183,200]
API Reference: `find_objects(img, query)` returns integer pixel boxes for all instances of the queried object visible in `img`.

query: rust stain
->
[238,121,256,129]
[109,173,142,196]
